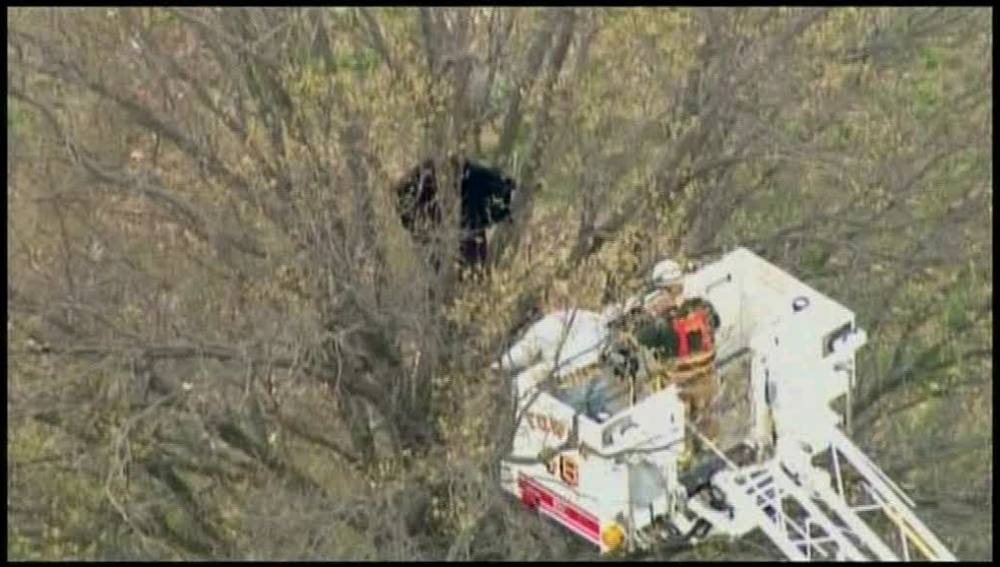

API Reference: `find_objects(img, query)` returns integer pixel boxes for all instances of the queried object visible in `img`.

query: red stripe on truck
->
[518,474,600,543]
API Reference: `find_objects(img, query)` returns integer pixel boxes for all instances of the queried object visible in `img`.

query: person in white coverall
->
[493,304,622,420]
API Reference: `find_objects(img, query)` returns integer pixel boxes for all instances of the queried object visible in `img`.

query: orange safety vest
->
[670,306,714,358]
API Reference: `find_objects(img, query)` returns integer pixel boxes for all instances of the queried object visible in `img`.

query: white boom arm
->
[702,422,957,561]
[499,247,957,561]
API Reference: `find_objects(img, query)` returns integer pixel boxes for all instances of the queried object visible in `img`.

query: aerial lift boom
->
[499,247,957,561]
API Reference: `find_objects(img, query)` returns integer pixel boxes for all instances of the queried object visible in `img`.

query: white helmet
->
[650,259,683,289]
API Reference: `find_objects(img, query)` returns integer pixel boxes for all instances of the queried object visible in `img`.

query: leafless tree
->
[7,7,991,560]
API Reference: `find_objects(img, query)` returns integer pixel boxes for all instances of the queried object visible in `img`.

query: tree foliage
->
[7,7,992,561]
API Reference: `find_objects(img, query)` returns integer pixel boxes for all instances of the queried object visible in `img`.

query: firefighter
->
[493,302,609,408]
[493,307,608,377]
[493,296,624,421]
[630,258,722,459]
[646,259,686,314]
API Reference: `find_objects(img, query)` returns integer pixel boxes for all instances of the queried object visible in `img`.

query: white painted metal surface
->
[498,247,957,561]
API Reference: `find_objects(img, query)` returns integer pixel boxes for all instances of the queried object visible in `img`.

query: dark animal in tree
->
[393,158,516,269]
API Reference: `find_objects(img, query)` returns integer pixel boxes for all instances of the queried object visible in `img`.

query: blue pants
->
[559,373,613,421]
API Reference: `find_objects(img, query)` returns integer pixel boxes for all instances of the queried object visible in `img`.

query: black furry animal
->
[393,158,516,269]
